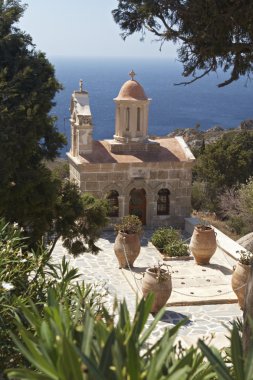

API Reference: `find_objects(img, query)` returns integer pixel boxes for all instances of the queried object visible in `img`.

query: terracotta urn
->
[114,231,141,269]
[142,267,172,313]
[189,225,217,265]
[232,262,251,309]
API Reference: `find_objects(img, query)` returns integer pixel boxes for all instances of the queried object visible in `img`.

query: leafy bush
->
[7,288,253,380]
[227,216,248,235]
[52,185,109,256]
[151,227,180,252]
[115,214,142,234]
[164,240,189,257]
[218,178,253,235]
[194,131,253,192]
[6,292,213,380]
[2,221,252,379]
[191,181,217,212]
[238,177,253,231]
[198,322,253,380]
[0,219,105,373]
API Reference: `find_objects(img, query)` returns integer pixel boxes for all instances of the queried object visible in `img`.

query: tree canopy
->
[112,0,253,87]
[0,1,109,252]
[0,0,66,241]
[194,131,253,190]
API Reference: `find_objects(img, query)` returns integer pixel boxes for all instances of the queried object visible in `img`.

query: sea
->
[51,57,253,154]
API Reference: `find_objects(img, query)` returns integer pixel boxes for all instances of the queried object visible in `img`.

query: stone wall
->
[69,158,193,228]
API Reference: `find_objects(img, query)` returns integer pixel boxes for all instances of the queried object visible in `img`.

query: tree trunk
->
[243,263,253,354]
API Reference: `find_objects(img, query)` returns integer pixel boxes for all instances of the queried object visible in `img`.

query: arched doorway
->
[129,188,146,224]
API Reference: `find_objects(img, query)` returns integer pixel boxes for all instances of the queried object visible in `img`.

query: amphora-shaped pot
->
[114,232,141,269]
[142,267,172,313]
[189,225,217,265]
[232,262,251,309]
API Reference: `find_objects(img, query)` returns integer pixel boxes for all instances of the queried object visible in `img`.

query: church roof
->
[76,137,194,164]
[115,79,148,101]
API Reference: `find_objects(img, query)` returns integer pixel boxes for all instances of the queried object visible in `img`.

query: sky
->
[19,0,177,59]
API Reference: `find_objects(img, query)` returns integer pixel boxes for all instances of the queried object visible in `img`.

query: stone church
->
[67,71,195,227]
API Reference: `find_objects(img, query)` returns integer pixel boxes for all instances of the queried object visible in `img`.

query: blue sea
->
[51,57,253,154]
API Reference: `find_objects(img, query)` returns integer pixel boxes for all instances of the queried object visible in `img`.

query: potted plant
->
[189,224,217,265]
[114,215,142,268]
[232,250,253,309]
[142,263,172,313]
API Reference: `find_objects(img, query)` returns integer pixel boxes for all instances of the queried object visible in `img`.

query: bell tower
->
[113,70,151,143]
[70,80,93,157]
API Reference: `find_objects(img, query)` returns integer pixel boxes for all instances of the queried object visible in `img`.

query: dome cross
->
[129,69,136,81]
[79,79,83,92]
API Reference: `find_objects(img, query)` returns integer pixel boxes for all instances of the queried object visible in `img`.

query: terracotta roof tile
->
[79,138,189,164]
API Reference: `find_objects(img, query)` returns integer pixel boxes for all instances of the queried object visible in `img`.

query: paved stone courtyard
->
[52,229,242,348]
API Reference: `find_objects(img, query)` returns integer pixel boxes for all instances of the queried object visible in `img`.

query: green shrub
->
[227,216,248,235]
[6,291,213,380]
[7,289,253,380]
[151,227,180,252]
[0,219,105,372]
[115,214,143,234]
[163,240,189,257]
[191,181,217,212]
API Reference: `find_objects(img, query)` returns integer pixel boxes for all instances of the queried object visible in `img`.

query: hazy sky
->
[19,0,177,59]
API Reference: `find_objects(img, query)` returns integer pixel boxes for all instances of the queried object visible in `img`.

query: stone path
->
[52,229,242,348]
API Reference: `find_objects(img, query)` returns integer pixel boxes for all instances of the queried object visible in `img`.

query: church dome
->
[115,71,148,101]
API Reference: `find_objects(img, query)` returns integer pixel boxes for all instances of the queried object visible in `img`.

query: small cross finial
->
[129,69,136,80]
[79,79,83,92]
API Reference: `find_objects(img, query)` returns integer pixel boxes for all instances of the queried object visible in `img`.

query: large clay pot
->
[189,225,217,265]
[232,262,251,309]
[142,268,172,313]
[114,232,141,269]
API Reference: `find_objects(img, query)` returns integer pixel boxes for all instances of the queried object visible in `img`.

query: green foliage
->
[227,217,247,236]
[238,177,253,230]
[0,218,106,372]
[199,322,253,380]
[218,177,253,234]
[151,227,180,252]
[113,1,253,87]
[0,220,64,370]
[164,240,189,257]
[193,132,253,211]
[194,132,253,191]
[151,228,189,257]
[50,160,69,180]
[191,181,217,212]
[55,187,109,256]
[0,0,66,245]
[6,291,213,380]
[0,2,108,251]
[115,214,142,234]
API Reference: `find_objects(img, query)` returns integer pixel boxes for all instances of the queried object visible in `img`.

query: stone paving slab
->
[52,229,242,346]
[121,240,238,306]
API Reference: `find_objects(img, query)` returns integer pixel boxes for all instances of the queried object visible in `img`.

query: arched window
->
[126,107,130,131]
[137,107,141,131]
[157,189,170,215]
[107,190,119,217]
